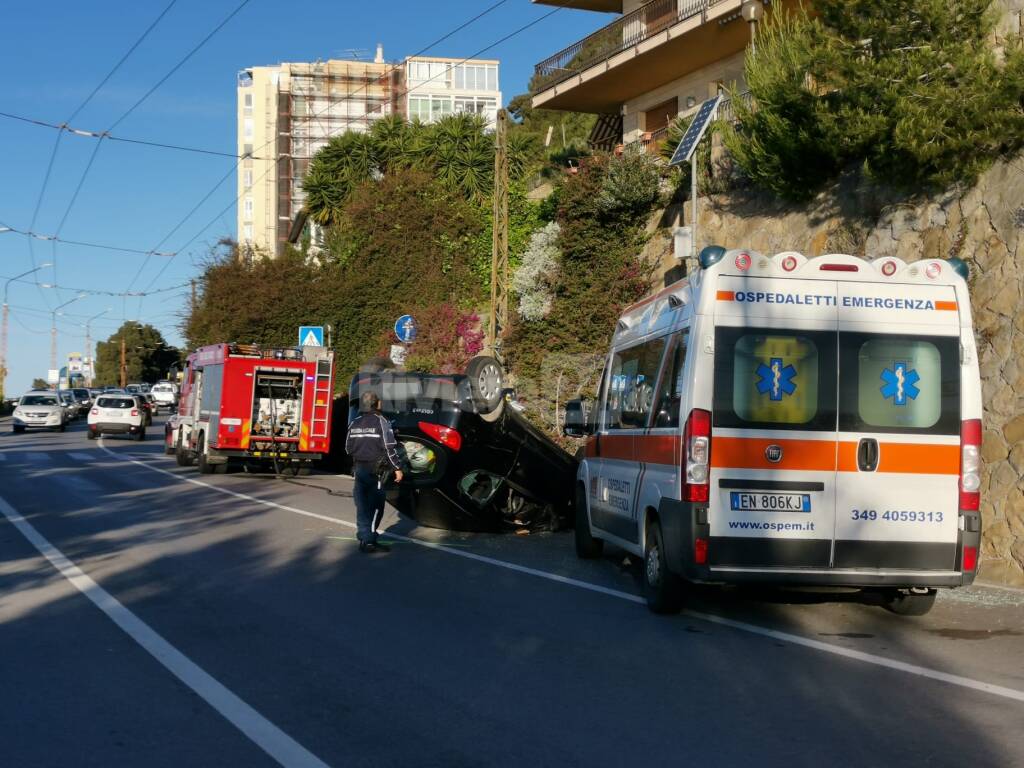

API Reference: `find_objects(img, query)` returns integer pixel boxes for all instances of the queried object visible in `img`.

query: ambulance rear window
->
[839,334,959,435]
[713,328,837,431]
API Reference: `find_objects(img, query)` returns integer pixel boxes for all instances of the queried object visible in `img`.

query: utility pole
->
[487,109,509,357]
[120,334,127,388]
[2,264,52,398]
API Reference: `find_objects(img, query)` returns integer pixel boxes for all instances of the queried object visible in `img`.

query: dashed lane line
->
[99,442,1024,705]
[0,493,331,768]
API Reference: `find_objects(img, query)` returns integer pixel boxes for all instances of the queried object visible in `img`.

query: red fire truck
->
[171,342,335,474]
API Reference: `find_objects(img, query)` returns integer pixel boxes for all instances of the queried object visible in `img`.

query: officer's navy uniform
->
[345,411,402,547]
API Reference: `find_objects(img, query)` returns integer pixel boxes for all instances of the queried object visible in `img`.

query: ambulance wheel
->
[466,356,504,416]
[574,486,603,559]
[644,517,685,614]
[882,588,937,616]
[197,434,214,475]
[175,430,193,467]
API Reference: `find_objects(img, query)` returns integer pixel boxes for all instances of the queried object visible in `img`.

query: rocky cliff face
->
[648,157,1024,586]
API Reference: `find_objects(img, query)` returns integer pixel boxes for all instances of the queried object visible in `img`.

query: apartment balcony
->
[533,0,777,113]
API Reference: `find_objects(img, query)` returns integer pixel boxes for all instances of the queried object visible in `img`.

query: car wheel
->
[87,430,96,440]
[175,429,194,467]
[465,356,504,416]
[58,423,66,433]
[574,485,603,559]
[643,516,685,614]
[135,428,146,442]
[13,425,25,434]
[196,433,214,474]
[881,588,937,616]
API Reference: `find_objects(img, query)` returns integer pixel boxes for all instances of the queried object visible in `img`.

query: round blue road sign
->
[394,315,417,343]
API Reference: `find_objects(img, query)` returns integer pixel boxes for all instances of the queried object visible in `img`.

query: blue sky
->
[0,0,609,395]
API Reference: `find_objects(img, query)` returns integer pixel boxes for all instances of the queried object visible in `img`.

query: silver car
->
[12,391,67,433]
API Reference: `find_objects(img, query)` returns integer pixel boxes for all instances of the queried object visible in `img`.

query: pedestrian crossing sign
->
[299,326,324,347]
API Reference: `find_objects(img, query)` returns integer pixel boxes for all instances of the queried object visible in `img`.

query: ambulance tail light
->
[820,263,859,272]
[959,419,981,511]
[418,421,462,452]
[683,409,711,503]
[962,545,978,572]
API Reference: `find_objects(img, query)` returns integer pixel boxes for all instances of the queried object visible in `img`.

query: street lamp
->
[741,0,765,54]
[1,263,53,399]
[50,293,88,383]
[83,307,111,387]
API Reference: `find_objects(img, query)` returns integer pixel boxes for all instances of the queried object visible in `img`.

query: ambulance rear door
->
[710,277,839,570]
[834,282,962,572]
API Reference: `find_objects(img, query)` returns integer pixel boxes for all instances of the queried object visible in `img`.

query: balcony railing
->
[533,0,730,93]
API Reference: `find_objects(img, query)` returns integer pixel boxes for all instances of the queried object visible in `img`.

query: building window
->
[244,118,254,138]
[243,197,253,220]
[454,63,497,91]
[410,96,452,123]
[243,93,253,114]
[243,143,253,157]
[243,170,253,188]
[243,223,253,241]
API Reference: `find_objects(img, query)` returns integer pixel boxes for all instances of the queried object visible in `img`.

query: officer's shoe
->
[359,541,390,554]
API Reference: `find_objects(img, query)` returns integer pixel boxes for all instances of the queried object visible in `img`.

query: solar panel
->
[668,95,723,166]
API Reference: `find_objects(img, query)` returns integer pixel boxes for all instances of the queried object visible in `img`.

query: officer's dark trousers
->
[353,465,385,544]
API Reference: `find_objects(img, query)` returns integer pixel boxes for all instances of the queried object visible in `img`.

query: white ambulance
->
[564,247,982,616]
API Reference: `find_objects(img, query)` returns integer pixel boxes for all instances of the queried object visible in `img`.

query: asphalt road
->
[2,414,1023,768]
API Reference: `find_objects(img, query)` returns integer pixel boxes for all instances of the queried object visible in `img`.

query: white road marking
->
[99,443,1024,705]
[0,493,331,768]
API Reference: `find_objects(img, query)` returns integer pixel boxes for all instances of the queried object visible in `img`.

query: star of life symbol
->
[880,361,920,406]
[756,357,797,401]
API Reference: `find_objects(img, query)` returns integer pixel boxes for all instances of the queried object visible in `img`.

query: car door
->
[833,282,962,571]
[589,336,667,545]
[709,277,839,569]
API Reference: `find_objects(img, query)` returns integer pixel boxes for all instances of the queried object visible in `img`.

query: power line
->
[0,222,175,258]
[137,0,574,296]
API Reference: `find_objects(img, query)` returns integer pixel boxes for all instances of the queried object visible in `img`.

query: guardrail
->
[533,0,729,93]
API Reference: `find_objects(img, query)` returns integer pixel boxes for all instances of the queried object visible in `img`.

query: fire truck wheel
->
[574,485,603,559]
[175,430,193,467]
[197,434,214,474]
[643,516,685,615]
[213,461,228,475]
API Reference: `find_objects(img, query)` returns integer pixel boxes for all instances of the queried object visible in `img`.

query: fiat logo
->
[765,445,783,463]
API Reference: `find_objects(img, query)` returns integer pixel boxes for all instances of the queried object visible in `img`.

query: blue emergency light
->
[699,245,727,269]
[946,257,970,281]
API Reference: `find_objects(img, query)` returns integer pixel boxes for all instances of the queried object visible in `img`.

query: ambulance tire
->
[175,430,194,467]
[197,434,214,475]
[574,487,603,559]
[882,588,937,617]
[466,356,504,416]
[643,517,685,614]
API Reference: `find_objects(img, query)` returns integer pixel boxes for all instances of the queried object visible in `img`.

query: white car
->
[88,395,146,441]
[150,382,179,412]
[12,391,67,433]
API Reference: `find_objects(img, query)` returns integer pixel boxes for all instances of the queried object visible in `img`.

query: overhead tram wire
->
[0,222,176,257]
[128,0,518,303]
[25,0,180,301]
[48,0,253,301]
[137,0,582,299]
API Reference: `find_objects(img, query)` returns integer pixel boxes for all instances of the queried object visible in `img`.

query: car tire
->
[197,433,214,475]
[643,516,685,614]
[87,430,96,440]
[135,428,146,442]
[58,423,66,433]
[574,486,603,559]
[881,588,937,616]
[175,430,194,467]
[465,356,504,415]
[359,356,395,374]
[13,425,25,434]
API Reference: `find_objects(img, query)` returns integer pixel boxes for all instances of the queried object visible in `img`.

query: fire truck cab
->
[173,342,335,474]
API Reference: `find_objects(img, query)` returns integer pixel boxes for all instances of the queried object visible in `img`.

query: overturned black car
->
[349,357,577,532]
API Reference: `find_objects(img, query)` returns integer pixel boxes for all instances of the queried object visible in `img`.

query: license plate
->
[730,492,811,513]
[104,410,121,417]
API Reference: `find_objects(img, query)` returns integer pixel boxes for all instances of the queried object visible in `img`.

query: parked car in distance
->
[72,387,93,410]
[88,395,146,441]
[12,391,67,433]
[150,382,179,412]
[59,390,82,420]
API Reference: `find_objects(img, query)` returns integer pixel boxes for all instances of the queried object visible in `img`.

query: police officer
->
[345,391,403,553]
